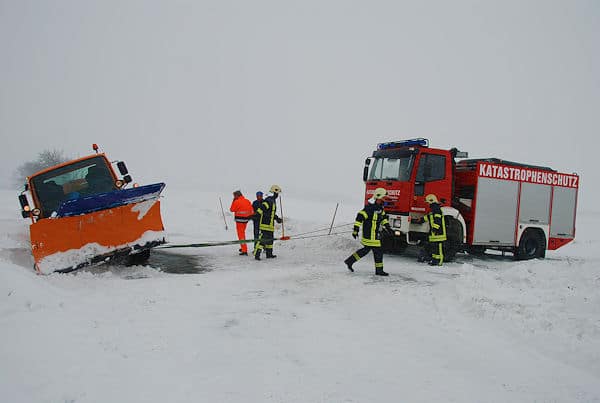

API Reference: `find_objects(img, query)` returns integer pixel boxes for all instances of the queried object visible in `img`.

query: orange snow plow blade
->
[30,195,165,274]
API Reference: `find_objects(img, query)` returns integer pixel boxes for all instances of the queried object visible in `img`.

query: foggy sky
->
[1,1,598,208]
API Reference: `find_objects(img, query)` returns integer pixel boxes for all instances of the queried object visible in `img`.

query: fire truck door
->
[414,153,451,204]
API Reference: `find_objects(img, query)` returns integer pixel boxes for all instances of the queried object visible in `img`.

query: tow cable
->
[156,223,354,249]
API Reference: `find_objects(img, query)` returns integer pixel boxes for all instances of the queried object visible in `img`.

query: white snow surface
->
[1,188,599,402]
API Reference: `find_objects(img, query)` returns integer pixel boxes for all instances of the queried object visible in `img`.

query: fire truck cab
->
[363,138,578,260]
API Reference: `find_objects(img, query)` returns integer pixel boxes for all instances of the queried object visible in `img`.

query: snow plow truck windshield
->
[30,156,116,218]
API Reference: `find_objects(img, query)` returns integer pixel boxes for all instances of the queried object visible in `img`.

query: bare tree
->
[13,149,70,188]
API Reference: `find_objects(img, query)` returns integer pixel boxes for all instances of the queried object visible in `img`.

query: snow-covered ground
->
[1,188,599,402]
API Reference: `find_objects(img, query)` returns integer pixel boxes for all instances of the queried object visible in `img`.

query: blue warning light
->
[377,138,429,150]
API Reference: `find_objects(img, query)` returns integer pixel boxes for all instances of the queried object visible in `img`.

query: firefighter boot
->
[266,250,277,259]
[375,268,389,276]
[417,248,430,263]
[344,257,354,272]
[254,250,261,261]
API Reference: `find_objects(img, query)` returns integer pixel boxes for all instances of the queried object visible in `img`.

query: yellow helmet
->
[269,184,282,193]
[425,194,439,204]
[373,188,387,200]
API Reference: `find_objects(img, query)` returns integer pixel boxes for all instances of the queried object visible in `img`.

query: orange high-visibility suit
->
[230,192,254,254]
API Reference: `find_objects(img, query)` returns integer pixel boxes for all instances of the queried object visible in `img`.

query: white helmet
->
[269,184,282,193]
[373,188,387,200]
[425,194,439,204]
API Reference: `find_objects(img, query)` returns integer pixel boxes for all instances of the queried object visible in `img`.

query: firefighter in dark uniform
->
[254,185,283,261]
[344,188,392,276]
[423,193,447,266]
[252,191,264,251]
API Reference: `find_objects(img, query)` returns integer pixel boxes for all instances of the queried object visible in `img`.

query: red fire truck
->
[363,138,578,260]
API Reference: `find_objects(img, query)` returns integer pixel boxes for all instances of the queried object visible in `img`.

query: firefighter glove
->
[275,216,283,223]
[352,231,358,239]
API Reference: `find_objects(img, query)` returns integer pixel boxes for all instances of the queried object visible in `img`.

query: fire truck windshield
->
[368,155,414,181]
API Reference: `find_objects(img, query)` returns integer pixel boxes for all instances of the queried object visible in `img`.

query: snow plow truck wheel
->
[444,217,463,262]
[515,229,546,260]
[126,249,151,266]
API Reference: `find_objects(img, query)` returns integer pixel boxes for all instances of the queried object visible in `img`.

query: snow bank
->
[1,189,599,402]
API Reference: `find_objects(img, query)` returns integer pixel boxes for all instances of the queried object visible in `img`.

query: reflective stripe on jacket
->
[424,203,447,242]
[353,203,389,247]
[230,196,254,223]
[256,197,277,232]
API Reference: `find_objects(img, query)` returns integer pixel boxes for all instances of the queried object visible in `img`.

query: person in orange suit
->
[230,190,254,255]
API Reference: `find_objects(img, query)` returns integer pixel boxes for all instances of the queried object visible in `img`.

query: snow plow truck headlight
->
[115,180,124,188]
[32,208,41,216]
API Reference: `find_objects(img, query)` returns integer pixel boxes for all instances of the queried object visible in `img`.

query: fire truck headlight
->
[392,218,402,228]
[394,230,401,236]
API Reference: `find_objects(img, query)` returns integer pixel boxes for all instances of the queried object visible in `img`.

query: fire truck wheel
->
[444,217,463,262]
[515,229,546,260]
[381,235,407,254]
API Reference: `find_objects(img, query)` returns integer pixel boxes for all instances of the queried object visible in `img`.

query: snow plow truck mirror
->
[123,174,132,184]
[117,161,129,175]
[19,194,30,218]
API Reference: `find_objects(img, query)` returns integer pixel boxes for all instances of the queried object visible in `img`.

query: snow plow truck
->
[18,145,166,274]
[363,138,578,260]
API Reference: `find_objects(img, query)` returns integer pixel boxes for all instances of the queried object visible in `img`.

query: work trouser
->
[345,245,384,272]
[235,220,249,253]
[254,230,274,257]
[252,219,260,250]
[427,241,445,266]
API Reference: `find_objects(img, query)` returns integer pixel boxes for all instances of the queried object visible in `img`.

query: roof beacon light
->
[92,144,99,154]
[377,138,429,150]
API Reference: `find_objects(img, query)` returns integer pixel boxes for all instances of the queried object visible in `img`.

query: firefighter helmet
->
[373,188,387,200]
[269,185,282,193]
[425,194,439,204]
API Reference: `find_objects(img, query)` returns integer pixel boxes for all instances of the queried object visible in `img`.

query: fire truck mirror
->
[363,158,372,181]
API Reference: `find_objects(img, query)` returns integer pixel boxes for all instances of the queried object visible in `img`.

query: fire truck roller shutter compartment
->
[473,177,519,245]
[550,187,577,238]
[519,183,551,225]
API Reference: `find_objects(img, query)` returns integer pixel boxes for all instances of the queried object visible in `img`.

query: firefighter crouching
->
[344,188,393,276]
[422,193,447,266]
[254,185,283,261]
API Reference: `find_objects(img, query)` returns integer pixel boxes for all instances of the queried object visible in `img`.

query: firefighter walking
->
[229,190,254,256]
[344,188,392,276]
[423,194,447,266]
[254,185,283,261]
